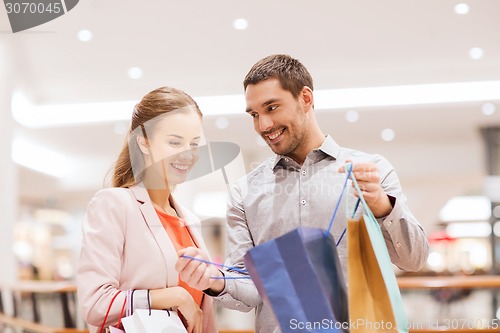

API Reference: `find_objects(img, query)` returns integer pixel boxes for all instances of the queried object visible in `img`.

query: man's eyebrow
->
[245,98,281,113]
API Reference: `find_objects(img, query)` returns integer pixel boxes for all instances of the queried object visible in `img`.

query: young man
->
[177,54,429,333]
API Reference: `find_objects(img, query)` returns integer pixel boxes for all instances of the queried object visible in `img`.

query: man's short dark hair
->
[243,54,314,98]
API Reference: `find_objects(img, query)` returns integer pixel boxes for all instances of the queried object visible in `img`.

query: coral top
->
[155,209,204,307]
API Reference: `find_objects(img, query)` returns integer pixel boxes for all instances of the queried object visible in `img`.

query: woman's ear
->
[136,135,150,155]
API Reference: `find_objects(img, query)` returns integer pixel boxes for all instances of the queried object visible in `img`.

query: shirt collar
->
[272,135,341,169]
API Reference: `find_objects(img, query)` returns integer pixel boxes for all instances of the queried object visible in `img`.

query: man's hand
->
[339,162,393,218]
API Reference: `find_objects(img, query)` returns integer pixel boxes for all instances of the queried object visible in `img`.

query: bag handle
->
[346,162,378,223]
[99,290,127,333]
[324,163,353,241]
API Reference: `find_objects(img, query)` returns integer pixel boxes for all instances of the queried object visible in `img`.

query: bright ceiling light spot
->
[11,139,71,178]
[345,110,359,123]
[469,47,484,60]
[77,29,92,42]
[128,67,143,79]
[233,18,248,30]
[454,3,470,15]
[256,136,267,147]
[215,117,229,129]
[427,252,444,270]
[446,222,491,238]
[381,128,395,141]
[439,196,491,222]
[482,102,496,115]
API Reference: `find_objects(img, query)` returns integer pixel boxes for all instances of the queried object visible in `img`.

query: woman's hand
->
[149,287,203,333]
[176,247,225,294]
[177,288,203,333]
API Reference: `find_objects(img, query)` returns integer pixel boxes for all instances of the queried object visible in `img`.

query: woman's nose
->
[178,146,195,161]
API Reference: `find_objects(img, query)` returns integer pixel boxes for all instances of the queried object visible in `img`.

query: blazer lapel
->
[129,183,178,287]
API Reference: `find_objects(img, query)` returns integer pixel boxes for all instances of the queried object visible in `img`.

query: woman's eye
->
[190,142,200,148]
[169,141,181,146]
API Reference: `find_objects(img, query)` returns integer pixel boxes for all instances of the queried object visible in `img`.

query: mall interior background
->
[1,0,500,330]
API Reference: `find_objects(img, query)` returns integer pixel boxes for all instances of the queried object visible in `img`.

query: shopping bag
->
[121,309,187,333]
[244,227,349,333]
[100,291,127,333]
[347,168,408,333]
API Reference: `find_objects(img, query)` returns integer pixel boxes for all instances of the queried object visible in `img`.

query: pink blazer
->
[77,183,218,333]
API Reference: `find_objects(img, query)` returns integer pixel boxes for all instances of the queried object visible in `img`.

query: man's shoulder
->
[338,146,387,164]
[232,156,275,187]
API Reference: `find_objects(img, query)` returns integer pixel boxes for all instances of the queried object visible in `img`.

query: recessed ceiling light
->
[469,47,484,60]
[128,67,143,79]
[381,128,395,142]
[345,110,359,123]
[77,29,92,42]
[215,116,229,129]
[233,18,249,30]
[482,102,496,115]
[454,3,470,15]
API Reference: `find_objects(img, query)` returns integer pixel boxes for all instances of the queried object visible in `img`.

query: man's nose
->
[258,115,273,133]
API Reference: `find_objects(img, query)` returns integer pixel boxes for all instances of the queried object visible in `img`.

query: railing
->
[0,281,87,333]
[2,276,500,333]
[399,275,500,333]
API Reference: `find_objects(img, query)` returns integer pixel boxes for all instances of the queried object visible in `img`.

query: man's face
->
[245,79,307,157]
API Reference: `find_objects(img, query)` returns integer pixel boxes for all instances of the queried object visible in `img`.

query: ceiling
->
[1,0,500,231]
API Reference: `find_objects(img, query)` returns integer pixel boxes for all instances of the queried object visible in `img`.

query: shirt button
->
[301,170,307,175]
[387,221,392,226]
[301,199,306,205]
[284,158,290,162]
[396,242,402,248]
[236,302,241,307]
[228,286,233,291]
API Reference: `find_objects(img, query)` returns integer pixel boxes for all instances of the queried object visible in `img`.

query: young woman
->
[77,87,217,333]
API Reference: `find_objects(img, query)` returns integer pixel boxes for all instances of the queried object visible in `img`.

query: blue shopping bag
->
[243,167,354,333]
[244,227,348,333]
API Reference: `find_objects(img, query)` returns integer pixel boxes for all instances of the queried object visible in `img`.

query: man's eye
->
[268,105,278,111]
[250,113,258,118]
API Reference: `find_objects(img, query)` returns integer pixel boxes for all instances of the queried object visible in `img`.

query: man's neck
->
[287,129,325,165]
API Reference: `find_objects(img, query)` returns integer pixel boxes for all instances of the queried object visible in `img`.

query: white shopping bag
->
[121,309,186,333]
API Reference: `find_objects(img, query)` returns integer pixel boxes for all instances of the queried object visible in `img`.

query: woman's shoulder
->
[88,186,136,208]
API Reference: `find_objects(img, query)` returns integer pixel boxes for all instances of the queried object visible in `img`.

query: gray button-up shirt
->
[214,135,429,333]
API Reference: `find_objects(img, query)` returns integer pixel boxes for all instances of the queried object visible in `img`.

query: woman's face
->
[141,109,203,187]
